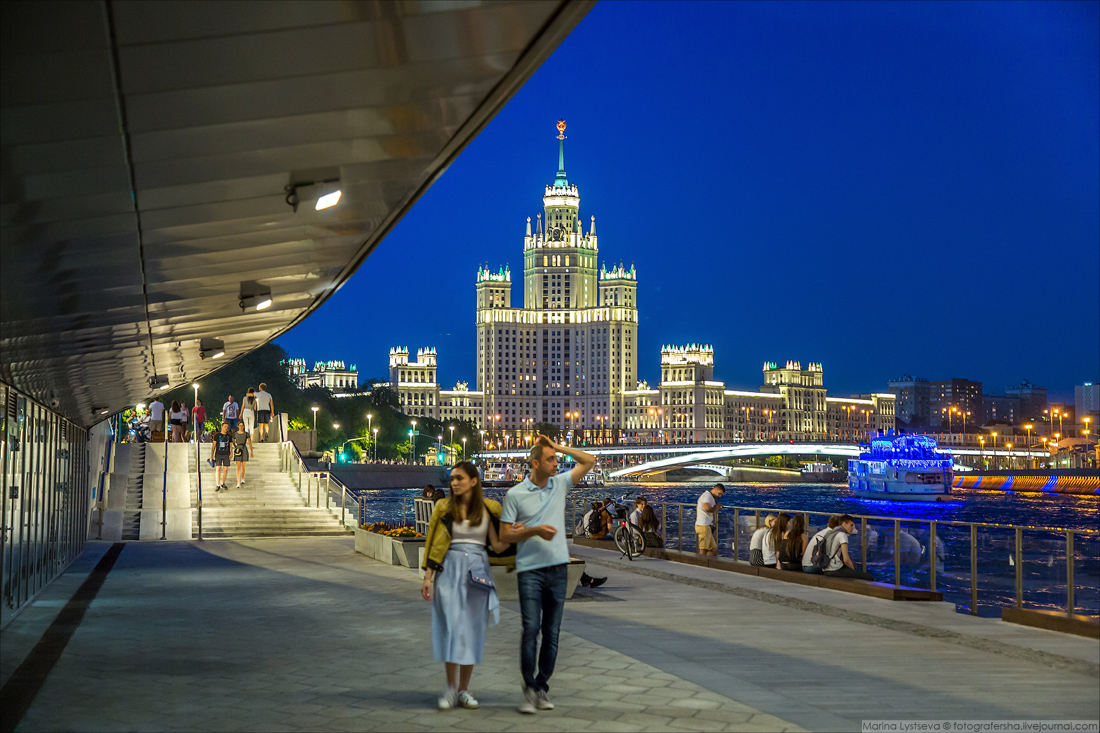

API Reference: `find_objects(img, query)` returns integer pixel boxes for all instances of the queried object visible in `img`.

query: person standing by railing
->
[694,483,725,557]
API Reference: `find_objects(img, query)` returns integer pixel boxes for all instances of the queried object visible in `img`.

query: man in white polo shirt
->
[500,435,595,715]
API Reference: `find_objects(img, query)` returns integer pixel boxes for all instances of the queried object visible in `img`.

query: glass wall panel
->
[0,383,91,629]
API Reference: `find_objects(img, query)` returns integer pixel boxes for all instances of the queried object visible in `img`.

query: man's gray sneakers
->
[518,686,538,714]
[536,689,555,710]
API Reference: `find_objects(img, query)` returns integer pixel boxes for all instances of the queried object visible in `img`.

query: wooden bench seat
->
[573,536,942,601]
[1002,607,1100,639]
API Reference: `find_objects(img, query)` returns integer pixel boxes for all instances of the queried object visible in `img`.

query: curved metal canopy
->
[1,0,591,427]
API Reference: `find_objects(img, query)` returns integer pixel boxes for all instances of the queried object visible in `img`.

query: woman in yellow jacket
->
[421,461,515,711]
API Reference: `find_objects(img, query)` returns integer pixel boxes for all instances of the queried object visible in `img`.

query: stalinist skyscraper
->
[474,120,638,440]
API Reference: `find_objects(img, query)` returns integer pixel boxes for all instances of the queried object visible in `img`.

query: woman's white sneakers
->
[439,688,478,711]
[438,687,457,711]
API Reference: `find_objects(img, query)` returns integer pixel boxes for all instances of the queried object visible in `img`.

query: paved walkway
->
[1,539,796,732]
[1,537,1096,732]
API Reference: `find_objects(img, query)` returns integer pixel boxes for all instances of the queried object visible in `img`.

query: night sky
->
[276,1,1099,403]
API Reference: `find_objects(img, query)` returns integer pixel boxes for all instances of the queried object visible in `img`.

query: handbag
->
[468,566,495,592]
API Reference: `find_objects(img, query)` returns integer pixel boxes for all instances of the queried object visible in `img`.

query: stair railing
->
[196,437,203,540]
[283,438,311,506]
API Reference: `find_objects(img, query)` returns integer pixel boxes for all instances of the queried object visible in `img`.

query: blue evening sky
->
[276,1,1099,403]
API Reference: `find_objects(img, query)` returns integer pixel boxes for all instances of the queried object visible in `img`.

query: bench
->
[1002,607,1100,639]
[573,536,943,602]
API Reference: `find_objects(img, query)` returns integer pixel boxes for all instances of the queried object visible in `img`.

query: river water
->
[357,481,1099,617]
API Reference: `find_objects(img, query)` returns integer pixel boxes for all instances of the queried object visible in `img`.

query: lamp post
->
[462,437,467,462]
[448,425,455,464]
[410,420,417,466]
[1041,436,1048,468]
[979,436,985,469]
[1025,424,1034,468]
[311,406,319,451]
[192,383,200,444]
[437,434,443,463]
[1085,417,1093,468]
[479,429,485,454]
[991,431,998,471]
[367,412,373,448]
[1053,433,1061,468]
[1005,442,1012,471]
[373,428,378,461]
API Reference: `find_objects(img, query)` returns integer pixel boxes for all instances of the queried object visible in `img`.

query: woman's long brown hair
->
[448,461,484,525]
[768,512,790,552]
[784,514,806,557]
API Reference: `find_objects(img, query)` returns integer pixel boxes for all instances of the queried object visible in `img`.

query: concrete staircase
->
[191,443,351,539]
[121,445,145,540]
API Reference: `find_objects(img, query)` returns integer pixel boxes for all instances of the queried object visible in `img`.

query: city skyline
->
[275,1,1099,403]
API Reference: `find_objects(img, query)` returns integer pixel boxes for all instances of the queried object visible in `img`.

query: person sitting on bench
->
[822,514,874,581]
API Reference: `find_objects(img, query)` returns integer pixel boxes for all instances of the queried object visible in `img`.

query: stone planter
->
[391,537,425,568]
[355,528,424,567]
[354,528,388,562]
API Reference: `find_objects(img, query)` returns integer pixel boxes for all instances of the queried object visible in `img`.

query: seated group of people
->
[577,496,664,549]
[748,512,873,580]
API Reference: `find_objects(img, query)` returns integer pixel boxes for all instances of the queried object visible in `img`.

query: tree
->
[533,422,561,440]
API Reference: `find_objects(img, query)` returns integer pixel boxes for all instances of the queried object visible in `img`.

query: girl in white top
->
[748,514,776,566]
[763,513,789,569]
[240,390,257,437]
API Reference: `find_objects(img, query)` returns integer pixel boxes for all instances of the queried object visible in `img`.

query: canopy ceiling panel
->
[1,0,591,426]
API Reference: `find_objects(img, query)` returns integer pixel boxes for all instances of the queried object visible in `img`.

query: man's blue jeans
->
[517,564,568,693]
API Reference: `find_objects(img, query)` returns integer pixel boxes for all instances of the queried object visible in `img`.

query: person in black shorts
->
[210,423,234,491]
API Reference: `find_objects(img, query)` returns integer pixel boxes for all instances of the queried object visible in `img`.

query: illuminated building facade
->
[283,358,358,392]
[624,351,894,444]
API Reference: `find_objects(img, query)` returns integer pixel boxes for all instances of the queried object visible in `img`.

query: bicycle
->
[609,491,646,561]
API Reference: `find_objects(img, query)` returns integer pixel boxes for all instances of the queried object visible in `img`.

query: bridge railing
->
[568,497,1100,618]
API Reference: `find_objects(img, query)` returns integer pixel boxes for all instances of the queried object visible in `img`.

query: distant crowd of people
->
[128,384,276,445]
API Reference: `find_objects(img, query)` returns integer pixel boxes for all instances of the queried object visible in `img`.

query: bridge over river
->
[480,441,1033,478]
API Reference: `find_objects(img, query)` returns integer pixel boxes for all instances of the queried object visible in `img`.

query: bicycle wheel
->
[613,525,631,556]
[629,527,646,557]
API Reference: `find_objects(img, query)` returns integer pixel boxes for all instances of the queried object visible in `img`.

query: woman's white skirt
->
[432,544,499,665]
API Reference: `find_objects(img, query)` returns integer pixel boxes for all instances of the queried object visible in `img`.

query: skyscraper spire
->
[553,119,568,188]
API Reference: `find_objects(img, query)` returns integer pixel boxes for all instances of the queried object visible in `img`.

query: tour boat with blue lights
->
[848,433,955,502]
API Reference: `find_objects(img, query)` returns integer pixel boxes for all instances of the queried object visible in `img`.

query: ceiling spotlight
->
[150,374,170,391]
[200,338,225,360]
[93,406,109,415]
[284,172,341,213]
[239,282,273,312]
[315,189,341,210]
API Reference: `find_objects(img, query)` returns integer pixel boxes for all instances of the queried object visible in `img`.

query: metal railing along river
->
[568,498,1100,617]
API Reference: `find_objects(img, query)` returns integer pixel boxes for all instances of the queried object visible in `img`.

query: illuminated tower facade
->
[475,121,639,444]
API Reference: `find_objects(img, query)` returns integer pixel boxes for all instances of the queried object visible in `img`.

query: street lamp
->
[462,437,467,462]
[192,383,200,444]
[1025,424,1034,468]
[437,434,443,463]
[311,406,319,451]
[448,425,455,464]
[991,431,998,471]
[979,436,985,469]
[1005,442,1012,470]
[367,412,373,447]
[410,419,417,466]
[373,427,378,461]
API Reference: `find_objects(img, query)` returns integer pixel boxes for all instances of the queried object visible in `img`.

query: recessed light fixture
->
[200,338,226,359]
[239,282,273,312]
[315,189,341,210]
[93,406,109,415]
[284,171,341,213]
[150,374,170,390]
